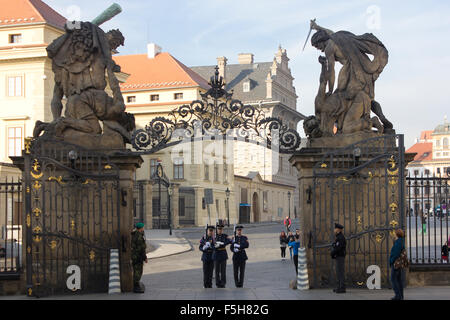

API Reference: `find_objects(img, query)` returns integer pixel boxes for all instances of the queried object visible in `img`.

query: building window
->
[9,34,22,44]
[223,163,228,183]
[263,191,268,212]
[7,76,22,97]
[173,158,184,179]
[444,138,449,149]
[204,164,209,180]
[150,159,158,177]
[425,169,430,176]
[436,139,440,147]
[437,168,441,174]
[8,127,22,157]
[127,96,136,103]
[436,152,441,157]
[216,199,220,216]
[214,163,219,182]
[174,93,183,100]
[444,152,449,157]
[243,81,250,92]
[414,170,419,176]
[150,94,159,101]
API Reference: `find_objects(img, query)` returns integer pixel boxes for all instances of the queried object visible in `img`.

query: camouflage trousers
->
[133,262,143,285]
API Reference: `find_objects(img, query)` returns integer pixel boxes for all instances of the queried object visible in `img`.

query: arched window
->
[444,137,449,149]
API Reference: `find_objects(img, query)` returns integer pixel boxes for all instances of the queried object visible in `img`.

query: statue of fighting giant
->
[33,4,135,149]
[303,20,394,138]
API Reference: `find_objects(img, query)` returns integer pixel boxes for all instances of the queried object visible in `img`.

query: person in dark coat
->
[331,223,346,293]
[279,231,288,260]
[199,225,215,288]
[389,229,405,300]
[230,225,249,288]
[213,224,232,288]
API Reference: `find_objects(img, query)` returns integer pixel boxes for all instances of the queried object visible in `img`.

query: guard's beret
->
[136,222,145,229]
[335,223,344,229]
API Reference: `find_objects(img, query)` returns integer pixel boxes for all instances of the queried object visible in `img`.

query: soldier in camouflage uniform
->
[131,222,147,293]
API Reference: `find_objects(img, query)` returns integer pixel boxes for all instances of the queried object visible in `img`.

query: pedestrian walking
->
[284,216,292,233]
[230,225,249,288]
[279,231,288,260]
[390,229,407,300]
[331,223,346,293]
[199,225,215,288]
[131,222,148,293]
[419,210,427,235]
[442,241,449,263]
[213,224,232,288]
[288,234,301,275]
[287,231,295,260]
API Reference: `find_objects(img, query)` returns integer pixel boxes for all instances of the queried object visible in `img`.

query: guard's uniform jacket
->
[199,235,215,288]
[230,235,249,287]
[131,230,147,286]
[213,233,232,261]
[331,232,346,259]
[213,233,232,288]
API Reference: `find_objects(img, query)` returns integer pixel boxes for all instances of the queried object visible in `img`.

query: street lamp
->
[287,191,291,219]
[225,187,230,227]
[168,184,173,236]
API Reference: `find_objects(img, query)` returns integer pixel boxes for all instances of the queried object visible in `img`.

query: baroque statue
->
[33,9,135,150]
[304,20,394,139]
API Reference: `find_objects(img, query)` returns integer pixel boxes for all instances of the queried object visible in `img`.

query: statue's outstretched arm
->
[310,20,334,36]
[326,53,335,95]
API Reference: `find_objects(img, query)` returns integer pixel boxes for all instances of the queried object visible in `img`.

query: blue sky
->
[45,0,450,148]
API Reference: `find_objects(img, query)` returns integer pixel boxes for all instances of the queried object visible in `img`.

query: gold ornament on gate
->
[89,250,95,261]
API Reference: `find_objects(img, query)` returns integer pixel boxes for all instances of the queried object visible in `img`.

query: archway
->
[252,192,260,222]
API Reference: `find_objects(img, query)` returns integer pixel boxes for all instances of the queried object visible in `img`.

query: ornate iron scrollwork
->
[131,66,301,153]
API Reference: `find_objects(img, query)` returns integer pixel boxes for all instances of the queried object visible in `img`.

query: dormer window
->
[243,80,251,92]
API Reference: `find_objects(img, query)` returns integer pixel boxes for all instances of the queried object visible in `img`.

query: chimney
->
[217,56,227,81]
[147,43,162,59]
[238,53,254,64]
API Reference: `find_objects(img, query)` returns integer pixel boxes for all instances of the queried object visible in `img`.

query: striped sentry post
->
[297,247,309,290]
[108,249,121,294]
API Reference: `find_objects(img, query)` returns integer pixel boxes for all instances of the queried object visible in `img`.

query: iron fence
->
[0,178,22,276]
[406,174,450,265]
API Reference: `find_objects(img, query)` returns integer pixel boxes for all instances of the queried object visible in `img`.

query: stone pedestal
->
[109,154,144,292]
[289,135,414,288]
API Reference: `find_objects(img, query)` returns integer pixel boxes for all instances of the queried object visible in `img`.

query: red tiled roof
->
[0,0,66,29]
[113,52,210,91]
[406,142,432,161]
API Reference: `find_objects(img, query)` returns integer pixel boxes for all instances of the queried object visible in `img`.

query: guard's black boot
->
[133,282,145,293]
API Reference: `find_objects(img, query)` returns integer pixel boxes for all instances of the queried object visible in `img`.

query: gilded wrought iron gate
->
[311,134,405,288]
[23,139,121,297]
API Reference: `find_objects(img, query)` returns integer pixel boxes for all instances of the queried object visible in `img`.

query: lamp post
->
[287,191,291,219]
[225,187,230,227]
[168,184,173,236]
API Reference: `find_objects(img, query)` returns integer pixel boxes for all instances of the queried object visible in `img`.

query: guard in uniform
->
[331,223,346,293]
[213,224,232,288]
[199,225,215,288]
[230,225,249,288]
[131,222,147,293]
